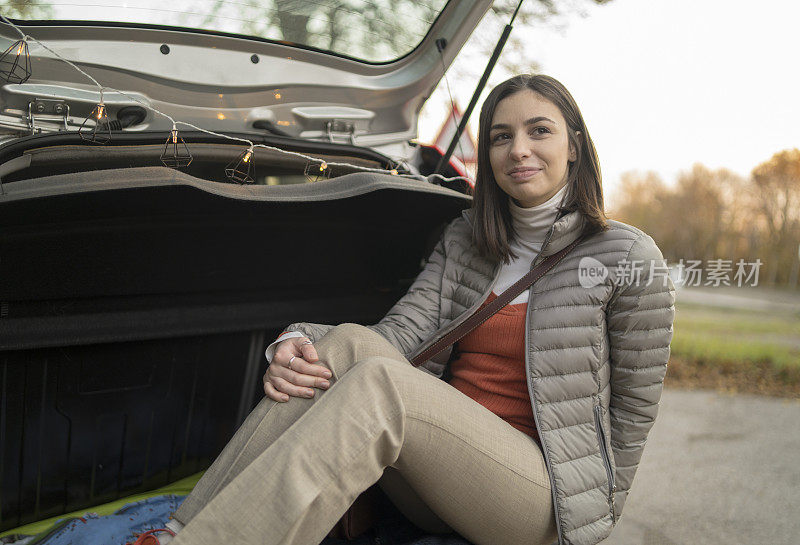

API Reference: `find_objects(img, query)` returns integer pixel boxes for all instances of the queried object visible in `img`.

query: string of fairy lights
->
[0,16,471,186]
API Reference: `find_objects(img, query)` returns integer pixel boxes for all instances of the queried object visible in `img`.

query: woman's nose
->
[509,135,532,161]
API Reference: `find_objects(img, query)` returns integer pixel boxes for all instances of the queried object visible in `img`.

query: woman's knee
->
[328,356,418,407]
[334,356,430,415]
[323,322,372,340]
[315,323,408,379]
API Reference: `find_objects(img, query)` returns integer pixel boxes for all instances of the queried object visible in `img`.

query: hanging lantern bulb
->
[304,160,330,183]
[0,38,32,84]
[225,146,256,184]
[79,103,112,144]
[160,126,193,168]
[389,169,398,175]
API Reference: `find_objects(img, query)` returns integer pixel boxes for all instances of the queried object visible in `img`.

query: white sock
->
[165,519,184,534]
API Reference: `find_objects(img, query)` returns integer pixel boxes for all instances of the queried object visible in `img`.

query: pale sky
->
[418,0,800,208]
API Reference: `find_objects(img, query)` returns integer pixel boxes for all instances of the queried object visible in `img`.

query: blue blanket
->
[4,495,184,545]
[4,495,472,545]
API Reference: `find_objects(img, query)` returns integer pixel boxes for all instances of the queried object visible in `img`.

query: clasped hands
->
[263,337,332,402]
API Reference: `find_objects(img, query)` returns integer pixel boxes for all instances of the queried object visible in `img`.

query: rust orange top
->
[448,291,538,443]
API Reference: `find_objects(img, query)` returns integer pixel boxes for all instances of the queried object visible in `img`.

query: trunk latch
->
[28,99,70,133]
[326,120,357,144]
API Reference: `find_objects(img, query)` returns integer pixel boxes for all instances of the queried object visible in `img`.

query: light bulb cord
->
[0,16,470,186]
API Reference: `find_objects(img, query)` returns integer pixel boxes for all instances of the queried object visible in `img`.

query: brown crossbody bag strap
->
[410,234,586,368]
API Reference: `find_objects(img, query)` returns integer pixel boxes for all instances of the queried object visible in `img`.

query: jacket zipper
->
[525,305,564,545]
[523,223,566,545]
[593,405,617,524]
[530,210,615,528]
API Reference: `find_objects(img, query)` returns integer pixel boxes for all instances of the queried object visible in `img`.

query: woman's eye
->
[531,126,551,136]
[490,133,510,144]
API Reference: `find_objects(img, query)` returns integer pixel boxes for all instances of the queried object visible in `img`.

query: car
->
[0,1,493,539]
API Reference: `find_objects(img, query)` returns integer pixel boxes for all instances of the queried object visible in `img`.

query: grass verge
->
[666,302,800,398]
[665,356,800,398]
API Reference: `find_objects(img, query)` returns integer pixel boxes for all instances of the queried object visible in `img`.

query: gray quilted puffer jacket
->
[288,208,675,545]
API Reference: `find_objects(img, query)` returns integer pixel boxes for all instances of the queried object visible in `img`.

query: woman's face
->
[488,89,576,208]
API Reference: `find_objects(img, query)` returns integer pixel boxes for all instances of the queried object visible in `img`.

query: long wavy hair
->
[472,74,607,263]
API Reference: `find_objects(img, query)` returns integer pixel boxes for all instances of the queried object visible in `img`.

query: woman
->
[165,74,675,545]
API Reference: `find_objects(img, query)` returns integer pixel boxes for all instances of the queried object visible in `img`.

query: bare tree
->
[751,149,800,286]
[612,158,800,289]
[610,170,669,251]
[489,0,612,74]
[0,0,53,19]
[193,0,613,63]
[611,165,759,272]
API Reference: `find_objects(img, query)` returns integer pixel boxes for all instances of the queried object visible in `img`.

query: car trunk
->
[0,0,493,532]
[0,149,470,531]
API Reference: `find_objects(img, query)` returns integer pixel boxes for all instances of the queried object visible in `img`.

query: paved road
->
[600,388,800,545]
[675,285,800,314]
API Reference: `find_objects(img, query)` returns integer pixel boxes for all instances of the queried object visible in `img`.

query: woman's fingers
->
[275,340,331,379]
[270,375,317,399]
[291,339,327,379]
[284,355,332,382]
[264,337,332,401]
[298,340,320,363]
[270,361,331,390]
[263,380,289,402]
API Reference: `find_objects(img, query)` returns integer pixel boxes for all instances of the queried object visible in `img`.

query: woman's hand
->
[263,337,332,402]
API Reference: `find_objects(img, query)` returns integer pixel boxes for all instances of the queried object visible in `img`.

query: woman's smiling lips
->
[507,166,542,180]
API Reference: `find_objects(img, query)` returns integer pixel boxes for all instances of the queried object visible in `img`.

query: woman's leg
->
[174,323,411,525]
[172,326,557,545]
[376,466,453,534]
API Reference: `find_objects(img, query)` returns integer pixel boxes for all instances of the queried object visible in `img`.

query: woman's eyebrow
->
[524,116,556,125]
[490,116,556,131]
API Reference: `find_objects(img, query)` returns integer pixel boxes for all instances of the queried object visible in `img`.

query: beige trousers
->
[173,324,557,545]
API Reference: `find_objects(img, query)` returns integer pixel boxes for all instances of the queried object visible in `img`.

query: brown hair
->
[472,74,607,263]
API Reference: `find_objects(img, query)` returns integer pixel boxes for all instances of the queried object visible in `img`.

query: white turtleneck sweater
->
[265,183,569,362]
[496,182,569,305]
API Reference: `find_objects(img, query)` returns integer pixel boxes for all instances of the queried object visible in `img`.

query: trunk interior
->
[0,162,470,532]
